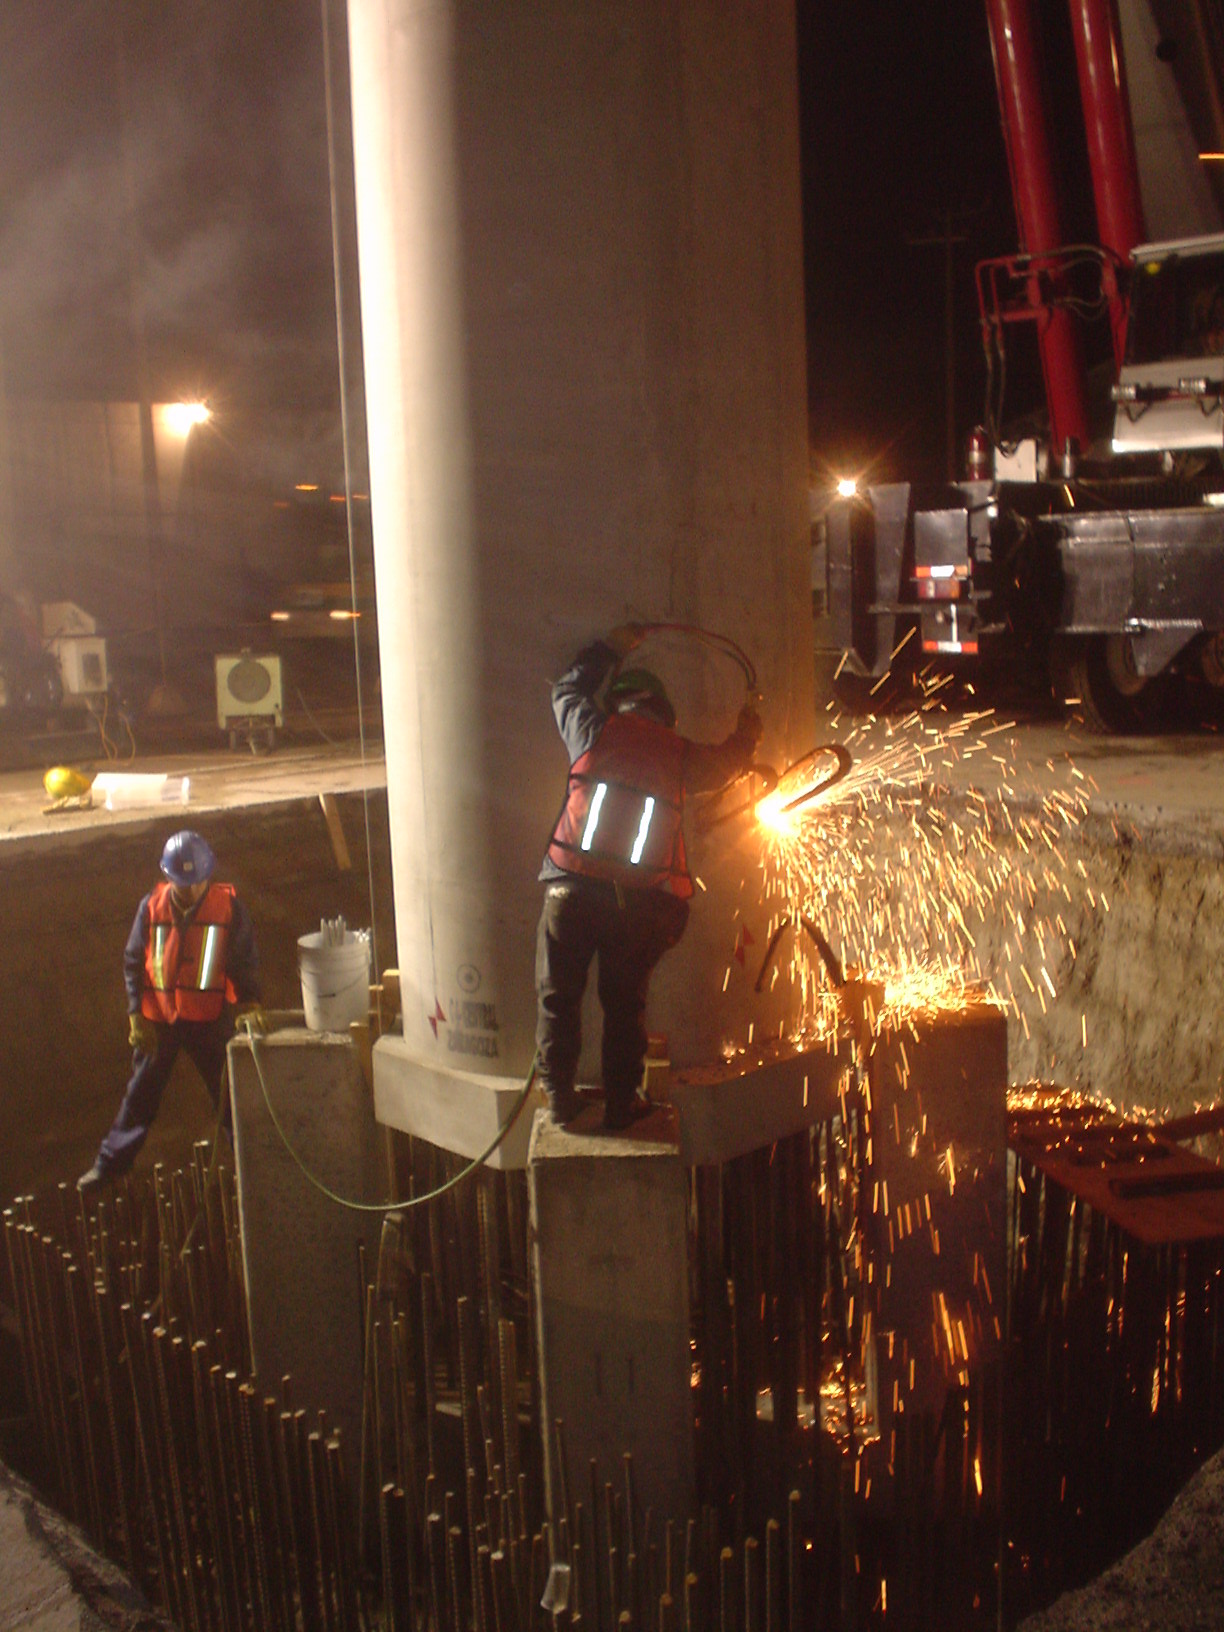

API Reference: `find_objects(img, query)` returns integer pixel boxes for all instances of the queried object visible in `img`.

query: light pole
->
[144,402,210,716]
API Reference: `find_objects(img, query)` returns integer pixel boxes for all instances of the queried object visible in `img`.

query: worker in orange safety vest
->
[78,830,262,1189]
[537,625,761,1130]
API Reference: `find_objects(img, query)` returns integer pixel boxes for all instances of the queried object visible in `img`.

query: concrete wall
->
[346,0,814,1084]
[0,790,394,1203]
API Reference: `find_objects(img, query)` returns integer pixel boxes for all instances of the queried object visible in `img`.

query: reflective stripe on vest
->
[629,796,656,865]
[151,924,170,990]
[581,782,609,851]
[197,923,224,990]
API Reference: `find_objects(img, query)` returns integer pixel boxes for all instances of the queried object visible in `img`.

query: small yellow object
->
[44,765,95,801]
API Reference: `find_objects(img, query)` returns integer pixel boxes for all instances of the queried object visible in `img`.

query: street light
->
[164,401,211,436]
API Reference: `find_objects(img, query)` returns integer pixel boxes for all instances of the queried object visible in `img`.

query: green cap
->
[607,667,676,729]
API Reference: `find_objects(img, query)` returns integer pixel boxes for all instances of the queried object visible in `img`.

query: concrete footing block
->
[528,1106,694,1529]
[228,1031,387,1462]
[372,1033,545,1168]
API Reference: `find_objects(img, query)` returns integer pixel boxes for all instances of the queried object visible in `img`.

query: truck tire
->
[1054,636,1155,734]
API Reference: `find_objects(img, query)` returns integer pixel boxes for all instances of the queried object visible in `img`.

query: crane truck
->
[827,232,1224,730]
[824,0,1224,731]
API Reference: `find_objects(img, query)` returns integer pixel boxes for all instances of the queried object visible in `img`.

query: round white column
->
[346,0,813,1077]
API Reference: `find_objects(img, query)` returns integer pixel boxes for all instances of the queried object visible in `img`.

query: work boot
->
[603,1093,654,1132]
[76,1164,111,1194]
[546,1087,582,1127]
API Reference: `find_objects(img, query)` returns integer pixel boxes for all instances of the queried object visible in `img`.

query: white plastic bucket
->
[94,771,191,810]
[298,928,372,1032]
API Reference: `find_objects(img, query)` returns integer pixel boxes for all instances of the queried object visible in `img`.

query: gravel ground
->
[0,1457,174,1630]
[1018,1444,1224,1631]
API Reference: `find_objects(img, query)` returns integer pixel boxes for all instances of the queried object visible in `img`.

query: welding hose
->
[752,915,846,993]
[237,1016,539,1214]
[774,743,853,814]
[625,620,758,692]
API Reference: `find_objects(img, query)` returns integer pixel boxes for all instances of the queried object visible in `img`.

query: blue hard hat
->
[160,830,216,887]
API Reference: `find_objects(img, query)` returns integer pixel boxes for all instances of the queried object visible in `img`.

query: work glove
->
[605,623,644,659]
[234,1002,267,1036]
[737,703,764,751]
[128,1012,157,1053]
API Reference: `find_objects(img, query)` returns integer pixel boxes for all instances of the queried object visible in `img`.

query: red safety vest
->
[547,712,692,898]
[141,881,238,1024]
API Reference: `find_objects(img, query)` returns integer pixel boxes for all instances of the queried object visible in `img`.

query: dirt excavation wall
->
[2,775,1221,1206]
[0,791,396,1204]
[967,798,1224,1118]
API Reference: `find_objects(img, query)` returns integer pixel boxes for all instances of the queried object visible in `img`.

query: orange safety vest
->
[141,881,238,1024]
[547,712,692,898]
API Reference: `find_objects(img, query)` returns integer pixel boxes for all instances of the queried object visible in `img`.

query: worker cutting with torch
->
[537,624,762,1130]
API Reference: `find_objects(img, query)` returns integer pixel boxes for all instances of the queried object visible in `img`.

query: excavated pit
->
[0,785,397,1206]
[3,737,1224,1630]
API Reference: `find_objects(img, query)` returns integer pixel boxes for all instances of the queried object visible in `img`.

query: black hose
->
[631,620,758,692]
[752,915,846,993]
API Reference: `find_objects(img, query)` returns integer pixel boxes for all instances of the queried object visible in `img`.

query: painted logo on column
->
[442,962,499,1058]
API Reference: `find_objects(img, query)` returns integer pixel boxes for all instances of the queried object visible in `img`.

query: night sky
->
[0,2,1086,508]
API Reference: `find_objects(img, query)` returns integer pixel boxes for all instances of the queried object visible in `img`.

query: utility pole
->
[0,333,16,589]
[113,5,184,714]
[907,207,968,482]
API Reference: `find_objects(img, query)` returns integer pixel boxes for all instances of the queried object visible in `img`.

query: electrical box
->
[50,635,108,698]
[215,653,284,728]
[993,438,1041,483]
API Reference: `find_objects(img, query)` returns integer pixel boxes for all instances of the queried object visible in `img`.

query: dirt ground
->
[1018,1441,1224,1630]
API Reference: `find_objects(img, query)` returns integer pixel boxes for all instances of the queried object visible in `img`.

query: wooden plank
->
[318,792,352,871]
[1009,1097,1224,1245]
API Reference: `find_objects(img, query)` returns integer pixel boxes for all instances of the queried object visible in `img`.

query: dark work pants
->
[96,1015,235,1177]
[534,879,689,1118]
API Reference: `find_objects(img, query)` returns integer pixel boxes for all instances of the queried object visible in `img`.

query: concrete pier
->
[373,1034,545,1167]
[228,1031,387,1461]
[529,1106,694,1527]
[867,997,1008,1414]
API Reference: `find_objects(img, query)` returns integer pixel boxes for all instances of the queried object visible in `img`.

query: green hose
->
[237,1017,539,1213]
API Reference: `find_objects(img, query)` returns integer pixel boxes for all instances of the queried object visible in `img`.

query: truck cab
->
[1111,234,1224,462]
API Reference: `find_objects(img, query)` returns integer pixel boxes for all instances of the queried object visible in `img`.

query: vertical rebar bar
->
[381,1483,411,1632]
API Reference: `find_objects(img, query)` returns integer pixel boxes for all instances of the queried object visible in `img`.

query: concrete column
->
[228,1033,387,1461]
[529,1107,694,1526]
[866,998,1008,1416]
[345,0,813,1098]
